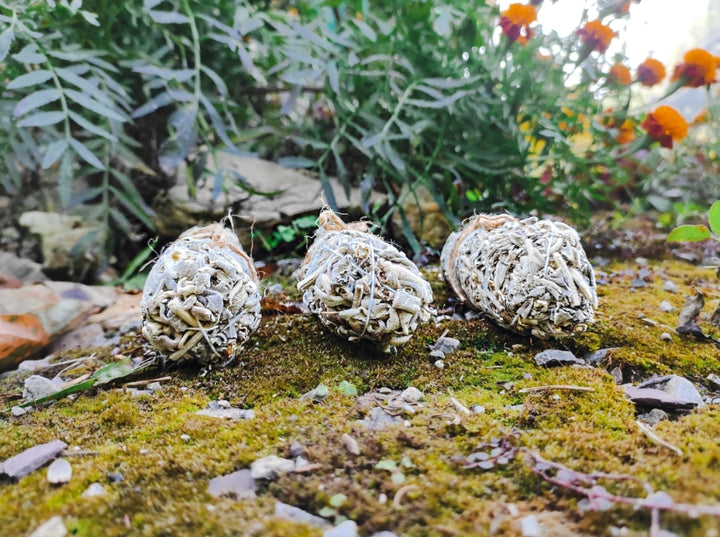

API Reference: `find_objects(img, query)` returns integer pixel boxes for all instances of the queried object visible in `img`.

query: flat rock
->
[325,520,359,537]
[250,455,295,480]
[534,349,585,367]
[195,408,255,420]
[81,482,108,498]
[0,252,47,284]
[27,516,67,537]
[660,376,704,406]
[274,501,330,529]
[583,347,620,366]
[154,155,383,247]
[1,439,67,479]
[358,407,403,431]
[623,386,697,410]
[207,469,256,499]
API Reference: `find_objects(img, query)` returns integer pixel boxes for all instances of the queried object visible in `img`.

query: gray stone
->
[534,349,584,367]
[707,373,720,390]
[0,252,47,284]
[81,482,108,498]
[1,440,67,479]
[521,514,541,537]
[27,516,67,537]
[11,405,27,417]
[155,155,382,248]
[583,347,620,366]
[325,520,359,537]
[250,455,295,480]
[207,469,256,499]
[370,533,398,537]
[359,407,403,431]
[662,280,678,293]
[659,300,676,312]
[399,387,423,404]
[23,375,60,401]
[660,332,673,342]
[274,501,330,529]
[637,408,668,426]
[47,458,72,484]
[19,211,101,276]
[623,386,697,410]
[434,336,460,355]
[195,408,255,420]
[661,376,703,406]
[288,441,305,458]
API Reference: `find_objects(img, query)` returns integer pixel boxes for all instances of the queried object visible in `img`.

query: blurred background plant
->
[0,0,718,281]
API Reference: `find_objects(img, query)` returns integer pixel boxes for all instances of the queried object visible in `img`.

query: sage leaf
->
[64,89,127,122]
[0,27,14,62]
[13,89,62,118]
[69,137,104,169]
[7,70,54,90]
[41,139,69,169]
[148,11,191,24]
[17,111,65,127]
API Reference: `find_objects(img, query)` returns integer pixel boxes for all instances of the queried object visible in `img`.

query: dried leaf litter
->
[297,209,433,352]
[141,223,261,363]
[441,214,597,338]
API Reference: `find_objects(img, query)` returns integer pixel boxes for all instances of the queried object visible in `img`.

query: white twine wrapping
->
[441,214,597,339]
[297,210,433,352]
[141,223,261,364]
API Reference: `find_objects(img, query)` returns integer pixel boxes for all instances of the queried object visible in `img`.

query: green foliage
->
[667,200,720,243]
[1,0,717,275]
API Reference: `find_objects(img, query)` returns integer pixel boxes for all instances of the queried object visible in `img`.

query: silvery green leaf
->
[131,91,174,118]
[149,11,191,24]
[239,17,263,35]
[64,89,127,122]
[199,95,234,148]
[200,66,228,97]
[80,10,99,26]
[58,151,73,208]
[13,89,62,117]
[144,0,164,8]
[41,138,69,169]
[132,65,194,82]
[69,137,104,169]
[7,70,54,90]
[109,207,133,233]
[12,44,47,64]
[68,110,117,141]
[166,88,194,102]
[0,27,14,62]
[277,156,315,169]
[55,67,109,103]
[383,140,405,172]
[406,89,471,109]
[421,75,481,88]
[326,61,339,94]
[353,19,377,42]
[18,111,65,127]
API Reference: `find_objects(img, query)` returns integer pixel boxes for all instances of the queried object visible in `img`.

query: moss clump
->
[1,257,719,536]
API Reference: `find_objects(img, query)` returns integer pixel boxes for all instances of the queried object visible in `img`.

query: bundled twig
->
[441,214,597,338]
[141,223,261,364]
[297,209,433,352]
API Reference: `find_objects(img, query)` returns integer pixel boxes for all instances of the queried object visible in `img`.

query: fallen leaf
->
[0,314,50,372]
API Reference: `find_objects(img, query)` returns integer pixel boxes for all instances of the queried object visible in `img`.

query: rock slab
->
[1,440,67,479]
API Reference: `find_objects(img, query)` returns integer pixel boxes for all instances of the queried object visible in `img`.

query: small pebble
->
[274,501,330,529]
[288,441,305,458]
[207,469,256,499]
[660,332,673,342]
[180,434,191,442]
[662,280,678,293]
[82,483,108,498]
[217,399,232,409]
[470,405,486,414]
[107,472,124,483]
[707,373,720,390]
[378,493,388,505]
[23,375,60,401]
[399,387,422,404]
[429,349,445,360]
[250,455,295,480]
[659,300,676,312]
[340,433,360,456]
[324,520,358,537]
[11,406,27,417]
[146,382,163,392]
[534,349,584,367]
[610,367,624,384]
[637,408,668,426]
[47,458,72,484]
[434,359,445,369]
[521,514,541,537]
[27,516,67,537]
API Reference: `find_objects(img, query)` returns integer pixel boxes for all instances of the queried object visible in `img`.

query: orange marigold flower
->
[576,20,616,53]
[671,48,718,87]
[499,3,537,45]
[608,63,631,85]
[693,110,709,124]
[641,106,688,149]
[636,58,665,87]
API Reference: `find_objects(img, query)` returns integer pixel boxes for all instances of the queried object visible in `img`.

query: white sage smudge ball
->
[297,209,433,352]
[441,214,597,339]
[141,223,261,364]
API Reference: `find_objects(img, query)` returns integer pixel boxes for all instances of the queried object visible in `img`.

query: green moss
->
[1,257,719,536]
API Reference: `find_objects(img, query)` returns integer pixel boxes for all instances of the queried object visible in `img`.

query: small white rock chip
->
[521,514,541,537]
[27,516,67,537]
[180,434,191,442]
[195,408,255,420]
[662,280,678,293]
[658,300,676,313]
[82,483,108,498]
[274,501,330,529]
[324,520,359,537]
[660,332,673,342]
[207,469,256,499]
[250,455,295,480]
[47,458,72,484]
[399,387,423,404]
[11,406,27,417]
[340,433,360,455]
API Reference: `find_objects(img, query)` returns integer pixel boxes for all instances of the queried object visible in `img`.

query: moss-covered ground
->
[1,257,719,536]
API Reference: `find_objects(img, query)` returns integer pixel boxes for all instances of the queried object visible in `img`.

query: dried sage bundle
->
[141,223,261,364]
[297,209,433,352]
[441,214,597,339]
